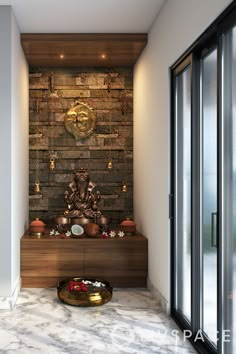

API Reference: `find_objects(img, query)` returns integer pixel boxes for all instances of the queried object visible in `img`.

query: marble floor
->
[0,288,196,354]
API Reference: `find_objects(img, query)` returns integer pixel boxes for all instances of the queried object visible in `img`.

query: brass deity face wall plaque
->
[64,102,96,140]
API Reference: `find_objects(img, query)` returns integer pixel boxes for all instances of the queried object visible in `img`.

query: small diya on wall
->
[57,277,113,307]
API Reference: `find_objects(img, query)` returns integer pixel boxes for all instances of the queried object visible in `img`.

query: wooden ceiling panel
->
[21,34,148,67]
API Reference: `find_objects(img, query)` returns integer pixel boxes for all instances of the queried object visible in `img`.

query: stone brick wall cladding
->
[29,68,133,226]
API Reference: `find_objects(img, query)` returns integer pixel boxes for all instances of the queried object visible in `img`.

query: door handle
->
[169,194,174,219]
[211,212,217,248]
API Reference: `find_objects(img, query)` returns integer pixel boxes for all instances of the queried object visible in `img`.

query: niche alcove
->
[22,33,147,224]
[20,34,148,288]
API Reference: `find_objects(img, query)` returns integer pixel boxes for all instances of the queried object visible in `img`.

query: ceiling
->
[0,0,165,33]
[21,34,148,67]
[0,0,165,67]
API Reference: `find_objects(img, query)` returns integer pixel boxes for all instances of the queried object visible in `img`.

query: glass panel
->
[201,49,217,344]
[231,25,236,354]
[174,65,191,321]
[222,25,236,354]
[220,27,233,354]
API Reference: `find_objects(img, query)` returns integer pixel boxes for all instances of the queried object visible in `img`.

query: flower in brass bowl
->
[57,277,113,307]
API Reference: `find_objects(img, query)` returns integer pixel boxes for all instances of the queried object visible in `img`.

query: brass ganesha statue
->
[64,168,102,220]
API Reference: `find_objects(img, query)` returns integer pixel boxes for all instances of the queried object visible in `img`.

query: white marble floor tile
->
[0,288,197,354]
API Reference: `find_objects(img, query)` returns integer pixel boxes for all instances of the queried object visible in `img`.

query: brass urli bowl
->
[57,277,113,307]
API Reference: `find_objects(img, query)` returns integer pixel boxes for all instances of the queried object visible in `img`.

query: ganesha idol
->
[63,168,109,227]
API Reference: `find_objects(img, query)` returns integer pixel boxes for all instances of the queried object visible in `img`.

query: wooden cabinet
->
[21,232,148,288]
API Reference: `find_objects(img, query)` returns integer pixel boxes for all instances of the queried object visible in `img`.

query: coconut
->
[84,223,100,237]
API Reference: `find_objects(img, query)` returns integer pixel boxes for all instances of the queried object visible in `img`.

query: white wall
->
[0,6,12,298]
[11,10,29,295]
[0,6,28,300]
[133,0,232,306]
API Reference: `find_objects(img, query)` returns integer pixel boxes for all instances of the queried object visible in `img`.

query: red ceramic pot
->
[120,218,136,235]
[29,218,46,235]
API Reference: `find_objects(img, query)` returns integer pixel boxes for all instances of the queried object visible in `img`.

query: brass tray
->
[57,277,113,307]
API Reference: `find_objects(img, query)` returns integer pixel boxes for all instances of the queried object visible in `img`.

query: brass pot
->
[97,215,110,226]
[54,215,71,225]
[57,277,113,307]
[71,217,91,226]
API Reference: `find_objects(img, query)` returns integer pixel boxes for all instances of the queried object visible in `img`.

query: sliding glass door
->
[172,49,218,353]
[171,8,236,352]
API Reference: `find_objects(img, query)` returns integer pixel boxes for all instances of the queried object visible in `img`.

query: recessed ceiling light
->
[59,54,64,59]
[101,54,107,60]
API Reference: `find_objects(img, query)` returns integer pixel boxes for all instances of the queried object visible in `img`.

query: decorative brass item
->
[57,277,113,307]
[48,151,59,171]
[107,109,113,170]
[64,102,96,140]
[49,157,56,171]
[104,72,112,93]
[64,168,102,220]
[34,180,41,194]
[54,215,71,234]
[122,147,128,192]
[54,215,71,225]
[44,72,62,99]
[120,91,129,115]
[122,181,128,193]
[107,158,113,170]
[97,215,110,227]
[33,98,42,195]
[70,216,90,226]
[46,73,61,171]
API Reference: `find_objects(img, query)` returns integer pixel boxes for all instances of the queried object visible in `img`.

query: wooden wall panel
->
[21,34,148,67]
